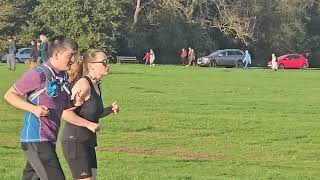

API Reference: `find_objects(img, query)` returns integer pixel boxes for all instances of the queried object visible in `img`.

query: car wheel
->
[279,64,285,69]
[209,60,217,67]
[301,64,308,70]
[235,61,244,68]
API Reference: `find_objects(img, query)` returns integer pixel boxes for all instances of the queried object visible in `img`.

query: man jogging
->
[4,36,78,180]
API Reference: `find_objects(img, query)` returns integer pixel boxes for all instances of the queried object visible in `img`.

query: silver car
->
[1,48,32,63]
[197,49,245,68]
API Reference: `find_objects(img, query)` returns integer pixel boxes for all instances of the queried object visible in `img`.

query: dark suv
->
[197,49,245,68]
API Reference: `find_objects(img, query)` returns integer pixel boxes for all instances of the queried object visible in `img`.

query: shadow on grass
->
[109,72,144,75]
[142,90,165,94]
[99,147,226,161]
[176,159,211,163]
[123,126,155,132]
[0,145,19,150]
[128,87,165,94]
[129,86,144,90]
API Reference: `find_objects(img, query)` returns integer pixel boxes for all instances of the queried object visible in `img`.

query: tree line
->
[1,0,319,66]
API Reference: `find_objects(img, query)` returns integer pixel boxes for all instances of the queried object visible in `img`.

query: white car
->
[1,48,32,63]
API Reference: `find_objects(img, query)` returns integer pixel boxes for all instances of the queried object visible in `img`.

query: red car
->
[268,54,309,70]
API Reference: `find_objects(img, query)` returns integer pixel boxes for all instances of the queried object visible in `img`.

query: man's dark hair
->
[49,36,78,58]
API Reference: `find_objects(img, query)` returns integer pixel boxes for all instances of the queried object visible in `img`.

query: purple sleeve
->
[13,69,42,96]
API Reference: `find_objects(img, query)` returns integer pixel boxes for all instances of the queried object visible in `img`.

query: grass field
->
[0,63,320,179]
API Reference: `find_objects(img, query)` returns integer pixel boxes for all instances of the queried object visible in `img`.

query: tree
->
[22,0,122,54]
[159,0,257,45]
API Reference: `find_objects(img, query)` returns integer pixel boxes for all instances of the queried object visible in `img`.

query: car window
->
[219,52,227,56]
[227,51,236,56]
[292,55,300,59]
[286,55,294,60]
[21,49,31,54]
[287,55,299,60]
[232,51,243,56]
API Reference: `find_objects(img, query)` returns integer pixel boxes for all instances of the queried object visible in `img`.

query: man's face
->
[57,47,76,71]
[40,35,45,42]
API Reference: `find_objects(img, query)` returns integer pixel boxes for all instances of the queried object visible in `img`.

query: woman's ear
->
[87,62,95,71]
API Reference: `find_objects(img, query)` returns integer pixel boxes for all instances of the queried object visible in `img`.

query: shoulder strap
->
[27,65,55,101]
[84,76,94,90]
[97,82,102,97]
[41,64,55,80]
[84,76,101,96]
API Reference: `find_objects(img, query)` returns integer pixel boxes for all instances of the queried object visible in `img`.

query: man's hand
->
[86,121,100,133]
[32,105,50,117]
[71,90,84,107]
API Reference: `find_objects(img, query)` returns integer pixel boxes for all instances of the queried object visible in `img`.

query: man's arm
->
[4,87,49,117]
[62,109,99,133]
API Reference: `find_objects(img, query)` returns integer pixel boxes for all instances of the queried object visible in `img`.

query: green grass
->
[1,63,320,179]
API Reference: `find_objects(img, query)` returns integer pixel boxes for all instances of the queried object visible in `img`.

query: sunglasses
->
[89,60,108,67]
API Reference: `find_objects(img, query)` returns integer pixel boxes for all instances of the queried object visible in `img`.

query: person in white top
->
[149,49,155,66]
[271,53,278,71]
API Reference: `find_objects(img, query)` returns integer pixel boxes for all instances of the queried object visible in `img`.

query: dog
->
[25,59,38,69]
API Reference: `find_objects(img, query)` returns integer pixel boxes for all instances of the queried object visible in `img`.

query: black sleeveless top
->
[61,76,104,147]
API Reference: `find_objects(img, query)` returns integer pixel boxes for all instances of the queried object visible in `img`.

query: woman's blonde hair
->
[68,49,105,85]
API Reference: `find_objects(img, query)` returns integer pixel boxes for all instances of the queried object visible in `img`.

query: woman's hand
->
[111,101,119,114]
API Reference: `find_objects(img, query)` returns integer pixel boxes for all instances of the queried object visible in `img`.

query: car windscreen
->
[209,50,223,57]
[277,55,287,60]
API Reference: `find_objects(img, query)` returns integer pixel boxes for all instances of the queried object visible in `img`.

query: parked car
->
[267,54,309,70]
[1,48,32,63]
[197,49,245,68]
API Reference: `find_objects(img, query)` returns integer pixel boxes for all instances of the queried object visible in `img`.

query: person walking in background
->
[61,49,119,180]
[242,50,252,69]
[187,47,195,66]
[30,40,40,63]
[143,50,150,65]
[25,40,40,68]
[36,39,42,65]
[7,36,17,71]
[149,49,155,66]
[271,53,278,71]
[181,48,187,65]
[39,34,49,64]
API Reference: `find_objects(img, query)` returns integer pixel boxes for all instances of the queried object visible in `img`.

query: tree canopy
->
[0,0,319,66]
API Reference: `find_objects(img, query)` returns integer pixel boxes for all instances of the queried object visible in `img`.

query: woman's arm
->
[100,101,119,118]
[62,78,99,132]
[100,106,113,118]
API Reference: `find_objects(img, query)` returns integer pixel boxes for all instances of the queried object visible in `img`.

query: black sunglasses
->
[89,60,108,67]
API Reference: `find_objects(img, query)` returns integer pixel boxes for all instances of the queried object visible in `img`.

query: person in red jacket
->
[181,48,187,65]
[143,51,150,65]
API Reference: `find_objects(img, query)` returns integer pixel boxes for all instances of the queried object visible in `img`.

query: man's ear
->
[52,51,59,60]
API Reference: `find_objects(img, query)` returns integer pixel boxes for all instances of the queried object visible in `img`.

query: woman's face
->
[88,52,109,79]
[31,41,35,46]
